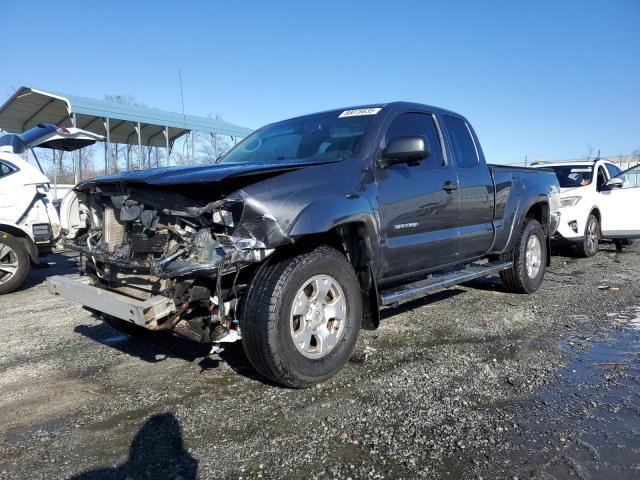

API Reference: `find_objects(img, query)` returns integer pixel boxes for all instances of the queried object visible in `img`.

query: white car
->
[532,160,640,256]
[0,124,102,294]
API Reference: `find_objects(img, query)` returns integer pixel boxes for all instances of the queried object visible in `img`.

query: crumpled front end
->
[57,183,291,343]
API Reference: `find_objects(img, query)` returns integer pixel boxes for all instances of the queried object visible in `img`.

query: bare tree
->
[585,144,595,161]
[198,114,233,163]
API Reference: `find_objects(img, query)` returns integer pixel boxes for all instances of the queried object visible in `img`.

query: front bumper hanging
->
[47,275,176,328]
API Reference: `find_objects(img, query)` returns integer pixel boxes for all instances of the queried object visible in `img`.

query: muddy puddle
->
[492,309,640,479]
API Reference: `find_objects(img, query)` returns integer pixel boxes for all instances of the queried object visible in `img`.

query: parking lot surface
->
[1,244,639,479]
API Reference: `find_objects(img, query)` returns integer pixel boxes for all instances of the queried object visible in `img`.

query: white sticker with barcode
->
[570,168,591,173]
[338,108,382,118]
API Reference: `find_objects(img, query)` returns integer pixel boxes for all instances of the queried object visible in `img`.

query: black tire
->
[241,246,362,388]
[576,214,600,258]
[500,219,547,294]
[0,232,31,295]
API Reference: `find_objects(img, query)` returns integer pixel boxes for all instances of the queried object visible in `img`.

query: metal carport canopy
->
[0,87,253,147]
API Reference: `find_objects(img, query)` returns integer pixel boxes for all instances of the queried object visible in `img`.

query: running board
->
[378,261,513,306]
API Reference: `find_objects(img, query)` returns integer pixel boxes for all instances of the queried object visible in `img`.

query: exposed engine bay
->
[61,183,290,345]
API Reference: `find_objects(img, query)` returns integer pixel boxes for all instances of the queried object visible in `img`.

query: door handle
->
[442,182,458,193]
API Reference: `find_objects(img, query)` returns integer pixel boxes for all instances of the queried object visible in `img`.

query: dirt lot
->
[1,243,639,479]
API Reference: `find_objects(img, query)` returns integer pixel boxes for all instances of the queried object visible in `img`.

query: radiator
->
[103,207,125,252]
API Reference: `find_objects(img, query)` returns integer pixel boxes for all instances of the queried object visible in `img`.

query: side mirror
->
[382,136,429,167]
[605,177,624,190]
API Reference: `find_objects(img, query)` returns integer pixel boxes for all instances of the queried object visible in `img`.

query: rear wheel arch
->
[524,201,550,228]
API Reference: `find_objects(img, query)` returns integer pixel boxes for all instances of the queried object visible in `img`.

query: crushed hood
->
[79,158,340,188]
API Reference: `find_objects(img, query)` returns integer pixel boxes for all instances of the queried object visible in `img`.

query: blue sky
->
[1,0,638,163]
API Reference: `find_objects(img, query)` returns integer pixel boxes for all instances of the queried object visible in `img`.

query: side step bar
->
[378,261,513,306]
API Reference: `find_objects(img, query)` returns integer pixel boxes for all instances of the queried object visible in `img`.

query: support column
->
[52,150,58,200]
[164,126,170,167]
[103,117,111,175]
[136,122,143,169]
[72,113,81,183]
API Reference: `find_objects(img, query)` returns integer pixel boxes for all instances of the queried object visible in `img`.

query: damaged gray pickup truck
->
[48,102,560,387]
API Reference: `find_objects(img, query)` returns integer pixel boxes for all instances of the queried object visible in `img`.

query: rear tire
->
[500,219,547,294]
[0,232,31,295]
[576,214,600,258]
[241,246,362,388]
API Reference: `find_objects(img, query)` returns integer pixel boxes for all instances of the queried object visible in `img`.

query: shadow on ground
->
[18,251,81,291]
[69,413,197,480]
[74,319,266,383]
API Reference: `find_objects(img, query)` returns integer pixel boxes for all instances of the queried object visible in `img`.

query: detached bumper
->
[47,275,176,328]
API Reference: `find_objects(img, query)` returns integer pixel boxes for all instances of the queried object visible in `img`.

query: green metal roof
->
[0,87,252,147]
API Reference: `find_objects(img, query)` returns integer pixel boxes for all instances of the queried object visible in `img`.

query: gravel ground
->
[0,242,639,479]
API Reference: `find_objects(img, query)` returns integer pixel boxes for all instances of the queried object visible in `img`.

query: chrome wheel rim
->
[525,234,542,279]
[0,243,18,285]
[290,274,347,359]
[586,219,599,254]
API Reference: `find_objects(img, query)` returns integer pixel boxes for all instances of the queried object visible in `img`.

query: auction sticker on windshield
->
[338,108,382,118]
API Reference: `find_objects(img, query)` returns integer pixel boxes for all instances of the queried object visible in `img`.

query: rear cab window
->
[443,115,479,167]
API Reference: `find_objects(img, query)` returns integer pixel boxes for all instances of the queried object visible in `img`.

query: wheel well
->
[525,202,549,226]
[288,223,380,330]
[0,225,38,262]
[590,208,601,223]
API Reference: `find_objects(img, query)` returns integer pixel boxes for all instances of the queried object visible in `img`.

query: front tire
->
[241,246,362,388]
[576,214,600,258]
[500,219,547,294]
[0,232,31,295]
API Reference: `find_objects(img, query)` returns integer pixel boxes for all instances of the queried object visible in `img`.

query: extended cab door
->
[599,164,640,238]
[442,115,495,259]
[375,112,460,280]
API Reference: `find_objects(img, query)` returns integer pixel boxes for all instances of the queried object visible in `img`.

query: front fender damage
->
[62,185,294,347]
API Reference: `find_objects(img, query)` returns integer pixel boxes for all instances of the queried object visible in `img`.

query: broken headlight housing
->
[210,201,244,233]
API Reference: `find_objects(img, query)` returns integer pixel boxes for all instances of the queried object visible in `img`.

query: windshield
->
[220,109,378,164]
[546,165,594,188]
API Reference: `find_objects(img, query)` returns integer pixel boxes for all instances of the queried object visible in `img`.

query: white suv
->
[0,124,102,294]
[532,160,640,257]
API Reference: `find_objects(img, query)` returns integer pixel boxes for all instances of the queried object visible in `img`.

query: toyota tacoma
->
[48,102,560,387]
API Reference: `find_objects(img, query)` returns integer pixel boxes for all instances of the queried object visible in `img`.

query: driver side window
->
[381,113,445,169]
